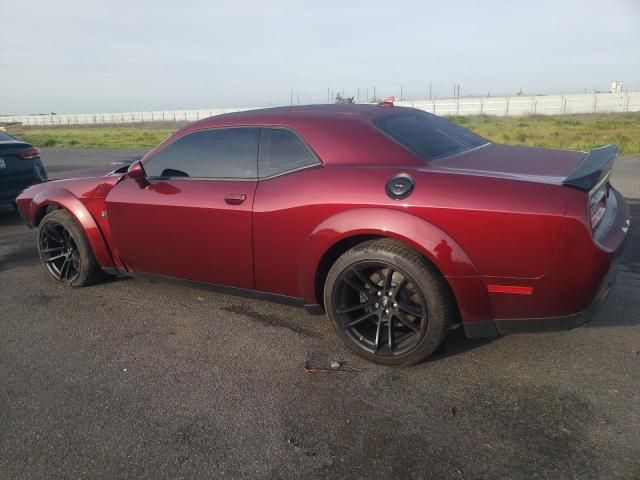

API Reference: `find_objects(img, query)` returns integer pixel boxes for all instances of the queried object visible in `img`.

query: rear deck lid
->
[430,143,588,184]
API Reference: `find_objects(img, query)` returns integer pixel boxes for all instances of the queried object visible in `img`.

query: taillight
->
[589,176,609,230]
[18,147,41,160]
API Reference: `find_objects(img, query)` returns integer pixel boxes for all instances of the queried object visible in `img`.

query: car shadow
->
[431,327,496,361]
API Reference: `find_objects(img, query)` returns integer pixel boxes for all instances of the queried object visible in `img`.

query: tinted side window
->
[144,128,259,179]
[259,128,318,178]
[373,110,487,161]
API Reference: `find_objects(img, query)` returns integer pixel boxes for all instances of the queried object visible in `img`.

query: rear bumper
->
[464,186,630,339]
[464,262,618,338]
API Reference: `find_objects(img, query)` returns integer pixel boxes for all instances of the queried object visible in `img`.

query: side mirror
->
[127,161,146,182]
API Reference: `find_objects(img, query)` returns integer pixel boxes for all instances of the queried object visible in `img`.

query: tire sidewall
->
[38,211,94,287]
[324,243,449,366]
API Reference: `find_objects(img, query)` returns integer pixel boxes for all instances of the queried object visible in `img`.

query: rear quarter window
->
[258,128,319,178]
[373,109,487,161]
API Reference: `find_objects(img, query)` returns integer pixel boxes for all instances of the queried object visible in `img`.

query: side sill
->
[104,268,307,308]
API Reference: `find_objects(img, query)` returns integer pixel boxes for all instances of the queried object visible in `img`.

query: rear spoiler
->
[562,144,618,190]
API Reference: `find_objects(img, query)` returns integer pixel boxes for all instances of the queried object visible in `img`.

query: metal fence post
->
[625,92,630,112]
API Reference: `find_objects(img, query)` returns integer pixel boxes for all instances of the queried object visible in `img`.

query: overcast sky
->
[1,0,638,114]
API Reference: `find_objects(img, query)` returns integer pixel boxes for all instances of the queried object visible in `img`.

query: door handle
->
[225,193,247,205]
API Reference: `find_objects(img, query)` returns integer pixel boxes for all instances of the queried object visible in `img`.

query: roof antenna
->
[378,96,395,107]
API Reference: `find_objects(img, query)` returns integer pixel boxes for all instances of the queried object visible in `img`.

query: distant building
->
[610,81,623,93]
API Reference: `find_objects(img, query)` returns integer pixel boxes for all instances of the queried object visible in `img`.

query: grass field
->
[17,126,177,149]
[13,113,640,154]
[448,113,640,154]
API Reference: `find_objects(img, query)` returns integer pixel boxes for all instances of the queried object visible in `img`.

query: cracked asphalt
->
[1,148,638,479]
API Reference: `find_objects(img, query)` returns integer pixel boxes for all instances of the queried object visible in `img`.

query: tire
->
[37,209,105,287]
[324,239,456,366]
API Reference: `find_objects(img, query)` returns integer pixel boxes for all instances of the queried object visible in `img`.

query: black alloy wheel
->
[37,209,105,287]
[39,220,81,282]
[332,261,428,356]
[324,239,455,366]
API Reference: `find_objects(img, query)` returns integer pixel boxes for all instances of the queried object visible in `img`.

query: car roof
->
[190,103,397,128]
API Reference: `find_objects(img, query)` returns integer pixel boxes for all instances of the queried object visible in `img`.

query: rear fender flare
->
[298,208,484,307]
[30,188,115,268]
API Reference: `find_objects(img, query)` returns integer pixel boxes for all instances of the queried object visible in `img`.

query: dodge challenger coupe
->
[16,103,630,365]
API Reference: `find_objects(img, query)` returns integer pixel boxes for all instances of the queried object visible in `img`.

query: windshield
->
[373,109,488,161]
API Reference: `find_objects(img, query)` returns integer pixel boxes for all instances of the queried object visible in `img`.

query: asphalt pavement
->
[1,148,638,479]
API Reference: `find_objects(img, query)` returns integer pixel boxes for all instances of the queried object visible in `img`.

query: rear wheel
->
[324,239,455,366]
[37,210,104,286]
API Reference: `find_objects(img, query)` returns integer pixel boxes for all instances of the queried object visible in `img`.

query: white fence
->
[396,91,640,117]
[1,91,639,126]
[0,107,256,127]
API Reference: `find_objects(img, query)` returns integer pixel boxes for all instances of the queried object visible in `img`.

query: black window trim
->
[141,125,261,181]
[257,126,322,181]
[140,125,322,182]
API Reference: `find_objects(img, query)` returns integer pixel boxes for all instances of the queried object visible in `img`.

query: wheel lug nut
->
[393,303,398,308]
[384,309,390,315]
[377,291,382,297]
[374,303,379,308]
[388,290,393,296]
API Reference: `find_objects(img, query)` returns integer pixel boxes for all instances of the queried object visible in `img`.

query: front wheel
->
[37,209,105,286]
[324,239,456,366]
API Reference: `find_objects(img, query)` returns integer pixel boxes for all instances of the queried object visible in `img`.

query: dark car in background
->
[0,130,47,207]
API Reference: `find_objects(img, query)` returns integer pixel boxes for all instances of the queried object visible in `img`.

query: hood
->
[17,160,132,202]
[431,143,587,184]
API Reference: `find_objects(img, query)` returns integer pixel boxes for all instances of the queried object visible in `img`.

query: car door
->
[105,127,259,289]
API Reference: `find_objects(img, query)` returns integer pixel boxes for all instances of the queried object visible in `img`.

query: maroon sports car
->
[17,104,630,365]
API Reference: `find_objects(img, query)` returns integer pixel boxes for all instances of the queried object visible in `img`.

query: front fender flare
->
[30,188,115,268]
